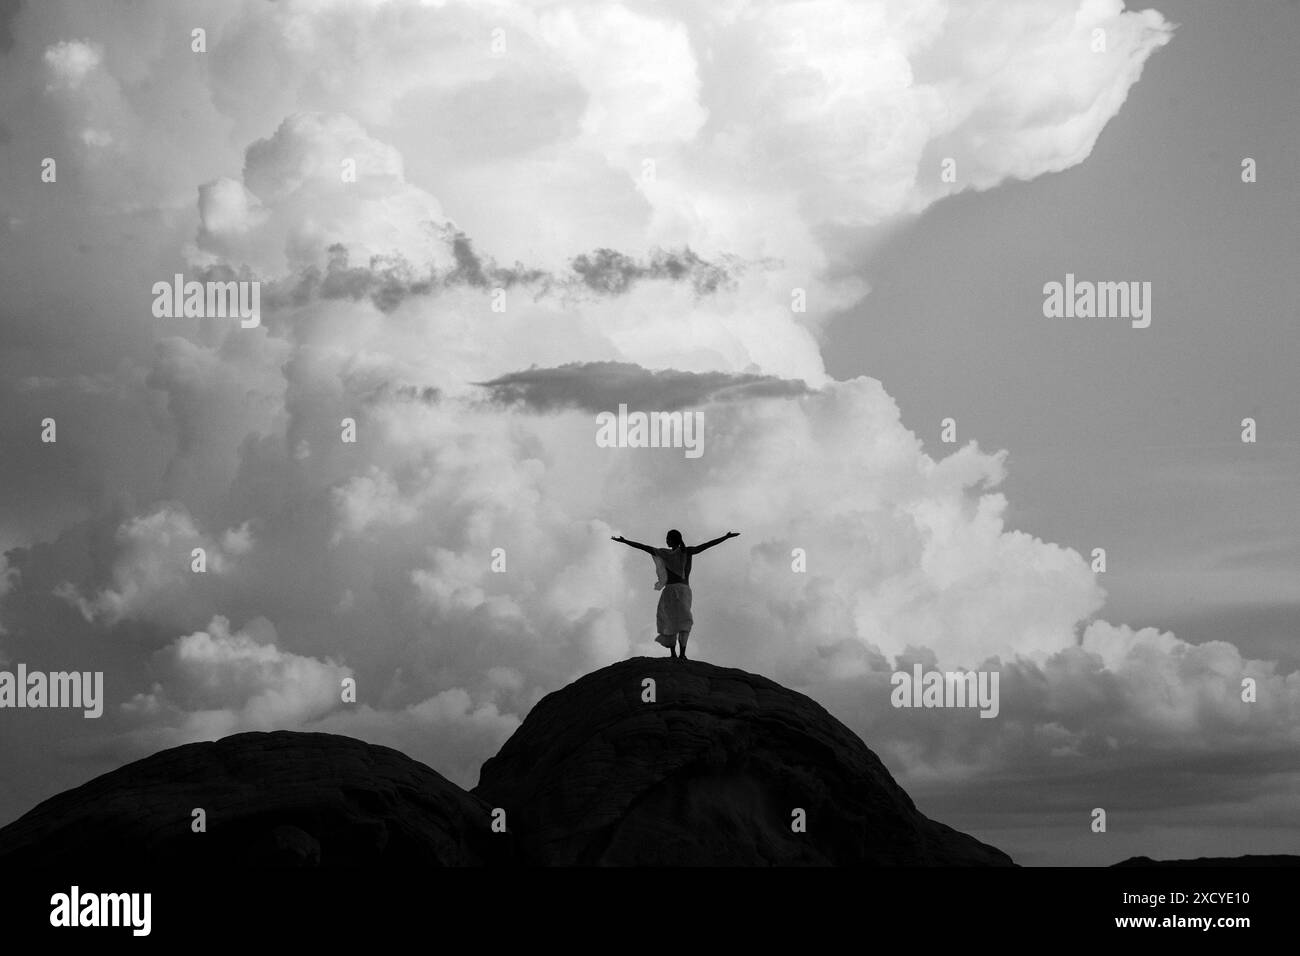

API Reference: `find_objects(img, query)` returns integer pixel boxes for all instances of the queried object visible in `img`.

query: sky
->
[0,0,1296,866]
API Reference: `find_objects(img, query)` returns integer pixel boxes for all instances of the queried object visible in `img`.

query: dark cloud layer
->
[259,236,739,315]
[570,247,737,296]
[475,361,812,413]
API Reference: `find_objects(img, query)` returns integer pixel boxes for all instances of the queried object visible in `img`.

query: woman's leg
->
[677,630,690,659]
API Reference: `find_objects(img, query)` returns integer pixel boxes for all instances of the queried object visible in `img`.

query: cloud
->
[122,615,351,743]
[192,112,454,277]
[856,618,1300,802]
[42,39,101,90]
[476,361,812,413]
[117,612,522,789]
[0,553,16,646]
[538,3,708,152]
[53,505,250,627]
[259,238,738,316]
[0,553,16,603]
[312,688,522,789]
[568,247,736,297]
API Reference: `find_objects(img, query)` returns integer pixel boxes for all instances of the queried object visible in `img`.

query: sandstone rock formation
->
[0,658,1013,866]
[474,657,1013,865]
[0,730,503,867]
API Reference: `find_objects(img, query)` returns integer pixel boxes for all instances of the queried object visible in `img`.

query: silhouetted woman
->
[611,529,739,659]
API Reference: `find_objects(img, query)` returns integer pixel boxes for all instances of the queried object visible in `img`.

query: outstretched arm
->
[689,531,740,555]
[611,535,657,555]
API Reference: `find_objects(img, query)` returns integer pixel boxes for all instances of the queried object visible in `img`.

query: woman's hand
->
[611,535,626,543]
[726,531,740,538]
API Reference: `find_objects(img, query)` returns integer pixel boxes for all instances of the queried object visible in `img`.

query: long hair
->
[665,529,684,549]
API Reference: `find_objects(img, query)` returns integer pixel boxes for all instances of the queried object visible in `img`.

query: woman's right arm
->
[611,535,656,554]
[690,531,740,554]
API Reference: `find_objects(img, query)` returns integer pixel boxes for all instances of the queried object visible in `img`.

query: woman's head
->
[665,529,684,549]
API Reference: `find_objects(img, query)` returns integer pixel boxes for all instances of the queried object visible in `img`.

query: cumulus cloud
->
[193,112,454,277]
[53,505,251,627]
[313,688,522,790]
[834,618,1300,802]
[42,39,101,90]
[538,3,709,152]
[122,615,352,744]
